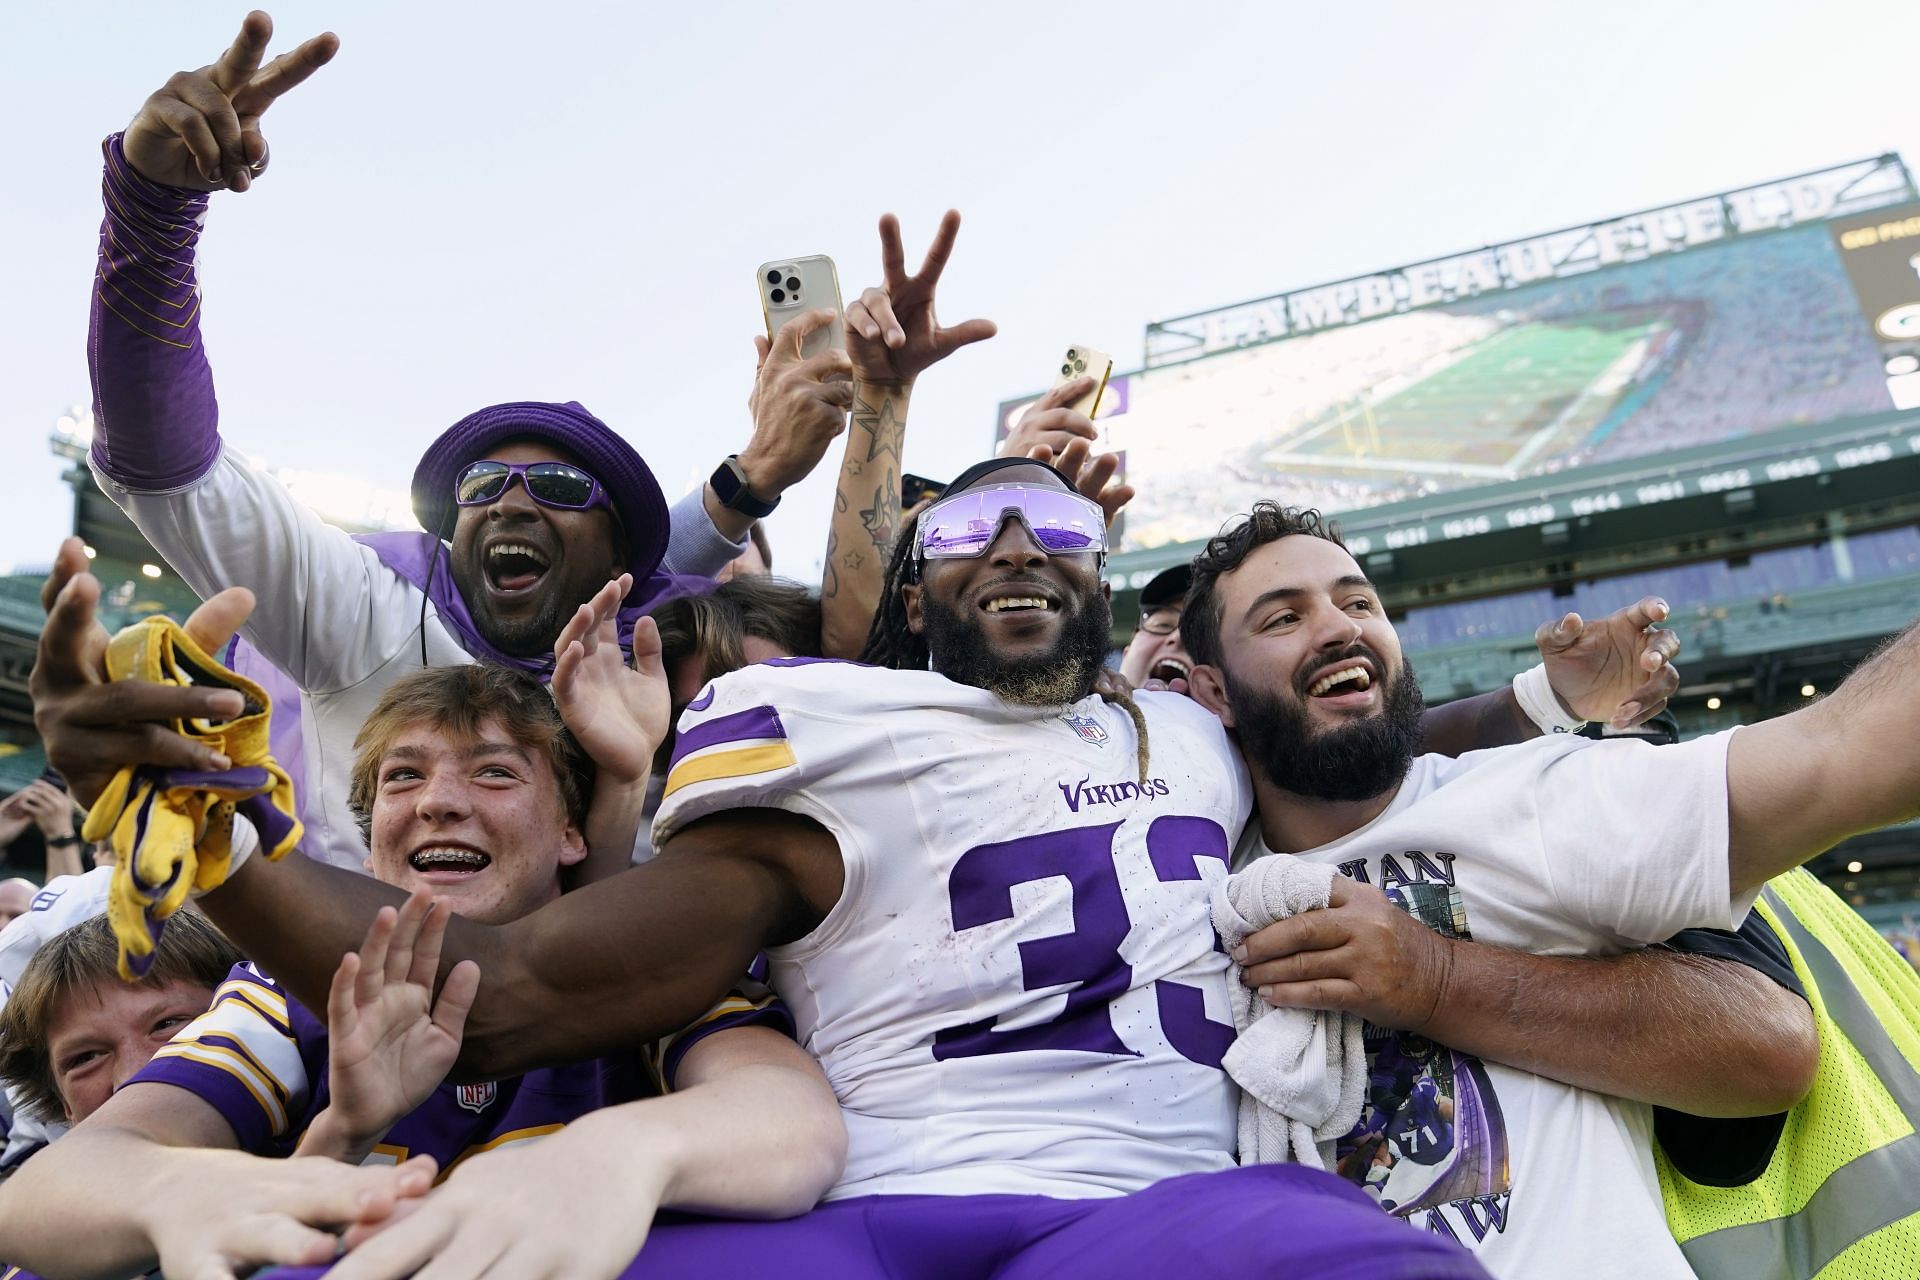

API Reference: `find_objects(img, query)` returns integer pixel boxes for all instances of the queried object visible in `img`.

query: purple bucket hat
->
[411,400,671,602]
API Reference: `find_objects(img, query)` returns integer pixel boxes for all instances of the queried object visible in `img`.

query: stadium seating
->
[1399,528,1920,654]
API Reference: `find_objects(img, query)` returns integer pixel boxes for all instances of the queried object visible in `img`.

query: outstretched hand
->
[1535,595,1682,728]
[998,376,1101,462]
[124,10,338,192]
[1025,436,1136,530]
[737,312,856,501]
[31,538,254,807]
[845,211,997,387]
[308,893,479,1161]
[143,1148,437,1280]
[327,1116,658,1280]
[551,575,671,787]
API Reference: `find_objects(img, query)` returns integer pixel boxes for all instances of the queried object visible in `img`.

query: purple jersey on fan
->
[127,964,789,1168]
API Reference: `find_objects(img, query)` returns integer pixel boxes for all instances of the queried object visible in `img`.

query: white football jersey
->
[654,659,1253,1200]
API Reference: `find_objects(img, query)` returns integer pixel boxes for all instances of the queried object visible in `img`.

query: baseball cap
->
[1138,564,1192,612]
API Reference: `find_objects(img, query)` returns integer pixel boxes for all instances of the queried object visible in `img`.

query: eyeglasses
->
[1136,609,1183,636]
[915,483,1107,563]
[454,460,612,513]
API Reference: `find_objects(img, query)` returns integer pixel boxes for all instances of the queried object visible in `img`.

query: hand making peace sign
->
[845,211,998,387]
[123,10,339,192]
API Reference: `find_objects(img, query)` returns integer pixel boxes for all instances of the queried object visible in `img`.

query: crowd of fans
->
[0,13,1918,1280]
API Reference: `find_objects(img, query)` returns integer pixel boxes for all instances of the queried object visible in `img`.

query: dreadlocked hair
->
[857,530,930,671]
[859,531,1152,783]
[1099,674,1153,785]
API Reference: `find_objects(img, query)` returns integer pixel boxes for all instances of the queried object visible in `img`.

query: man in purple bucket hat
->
[81,13,853,872]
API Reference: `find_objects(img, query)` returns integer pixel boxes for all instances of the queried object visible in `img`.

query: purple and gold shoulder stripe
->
[144,973,304,1139]
[663,705,796,800]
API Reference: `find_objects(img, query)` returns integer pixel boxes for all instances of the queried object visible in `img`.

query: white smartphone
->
[1051,344,1114,419]
[758,256,846,358]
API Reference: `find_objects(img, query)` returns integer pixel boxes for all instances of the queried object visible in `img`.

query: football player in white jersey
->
[1178,502,1914,1278]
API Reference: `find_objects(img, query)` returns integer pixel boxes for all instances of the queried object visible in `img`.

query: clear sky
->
[6,0,1920,579]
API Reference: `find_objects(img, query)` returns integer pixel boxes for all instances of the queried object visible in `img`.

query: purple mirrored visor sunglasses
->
[454,460,613,513]
[915,483,1107,562]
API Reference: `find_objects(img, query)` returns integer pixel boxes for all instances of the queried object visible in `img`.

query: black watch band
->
[709,455,779,519]
[46,833,80,848]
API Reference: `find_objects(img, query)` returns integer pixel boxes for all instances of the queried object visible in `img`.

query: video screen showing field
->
[1111,223,1894,551]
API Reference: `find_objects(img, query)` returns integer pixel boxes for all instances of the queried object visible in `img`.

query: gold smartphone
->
[758,256,847,358]
[1051,344,1113,418]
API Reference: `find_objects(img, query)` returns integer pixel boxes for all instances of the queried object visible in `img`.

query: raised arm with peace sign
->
[123,10,338,192]
[818,213,997,655]
[844,211,997,387]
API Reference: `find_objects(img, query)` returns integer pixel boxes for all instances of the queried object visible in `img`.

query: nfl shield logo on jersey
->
[1062,712,1109,745]
[455,1081,497,1113]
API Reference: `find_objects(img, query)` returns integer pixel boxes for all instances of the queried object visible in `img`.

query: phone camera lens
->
[1067,348,1078,359]
[1061,364,1073,376]
[767,270,782,284]
[771,288,786,304]
[1072,358,1086,373]
[786,276,801,291]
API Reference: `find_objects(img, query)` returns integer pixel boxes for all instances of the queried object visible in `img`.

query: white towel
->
[1211,855,1367,1171]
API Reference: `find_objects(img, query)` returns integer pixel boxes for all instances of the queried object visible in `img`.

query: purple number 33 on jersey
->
[932,816,1236,1068]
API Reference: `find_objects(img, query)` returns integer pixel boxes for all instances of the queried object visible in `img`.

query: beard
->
[456,579,576,660]
[450,559,582,658]
[1229,647,1426,802]
[475,598,577,658]
[920,585,1112,706]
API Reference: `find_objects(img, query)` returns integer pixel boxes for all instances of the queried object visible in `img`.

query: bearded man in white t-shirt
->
[1181,501,1916,1279]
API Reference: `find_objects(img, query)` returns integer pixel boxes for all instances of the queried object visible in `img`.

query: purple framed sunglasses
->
[454,459,613,513]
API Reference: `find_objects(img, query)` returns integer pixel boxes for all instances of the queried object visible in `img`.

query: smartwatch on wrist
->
[709,455,780,518]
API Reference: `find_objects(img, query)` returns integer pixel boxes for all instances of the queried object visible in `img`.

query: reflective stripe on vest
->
[1678,886,1920,1279]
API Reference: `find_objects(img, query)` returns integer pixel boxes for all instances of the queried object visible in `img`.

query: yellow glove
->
[80,617,302,979]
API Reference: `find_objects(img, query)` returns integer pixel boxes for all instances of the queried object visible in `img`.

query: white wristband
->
[1511,663,1587,735]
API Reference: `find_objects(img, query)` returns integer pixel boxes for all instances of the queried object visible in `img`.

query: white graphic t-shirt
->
[1235,730,1751,1280]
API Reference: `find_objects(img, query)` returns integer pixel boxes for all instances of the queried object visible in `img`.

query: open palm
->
[322,896,479,1149]
[551,576,671,787]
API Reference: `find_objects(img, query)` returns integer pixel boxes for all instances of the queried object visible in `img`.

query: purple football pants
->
[267,1164,1487,1279]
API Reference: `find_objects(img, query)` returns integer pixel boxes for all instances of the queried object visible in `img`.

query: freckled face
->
[366,719,585,925]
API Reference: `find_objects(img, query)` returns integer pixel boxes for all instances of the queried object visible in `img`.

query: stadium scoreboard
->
[995,155,1920,593]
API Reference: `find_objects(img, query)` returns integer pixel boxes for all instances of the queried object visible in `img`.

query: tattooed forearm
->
[853,391,904,465]
[822,527,842,601]
[819,381,913,658]
[859,467,899,551]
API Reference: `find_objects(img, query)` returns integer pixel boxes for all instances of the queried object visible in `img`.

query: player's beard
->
[1229,648,1425,802]
[920,588,1112,707]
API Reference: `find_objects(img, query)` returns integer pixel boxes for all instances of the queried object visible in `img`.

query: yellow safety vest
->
[1657,869,1920,1278]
